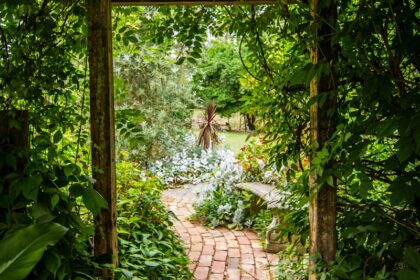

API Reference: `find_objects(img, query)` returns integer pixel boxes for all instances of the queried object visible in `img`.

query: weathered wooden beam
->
[308,0,338,278]
[87,0,118,277]
[111,0,275,6]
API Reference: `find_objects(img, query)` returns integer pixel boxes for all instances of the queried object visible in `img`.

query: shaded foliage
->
[0,1,100,278]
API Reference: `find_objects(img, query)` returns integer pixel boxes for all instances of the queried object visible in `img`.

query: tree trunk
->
[308,0,338,278]
[245,113,256,131]
[87,0,118,278]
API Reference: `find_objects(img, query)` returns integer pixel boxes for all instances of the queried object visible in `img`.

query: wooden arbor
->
[86,0,337,278]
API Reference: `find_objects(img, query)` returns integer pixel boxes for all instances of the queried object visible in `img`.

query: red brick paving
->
[162,186,278,279]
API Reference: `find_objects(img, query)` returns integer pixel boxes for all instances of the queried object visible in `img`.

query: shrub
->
[237,139,283,185]
[151,135,240,186]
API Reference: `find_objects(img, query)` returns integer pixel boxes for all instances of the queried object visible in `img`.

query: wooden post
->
[87,0,118,277]
[308,0,338,278]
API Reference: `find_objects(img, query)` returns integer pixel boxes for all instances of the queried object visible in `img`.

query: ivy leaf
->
[13,174,43,201]
[175,57,185,65]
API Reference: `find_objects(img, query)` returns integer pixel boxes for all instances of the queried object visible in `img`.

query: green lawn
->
[220,131,253,155]
[191,129,255,155]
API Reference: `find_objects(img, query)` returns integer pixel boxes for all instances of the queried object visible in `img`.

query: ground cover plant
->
[151,134,240,186]
[116,162,191,280]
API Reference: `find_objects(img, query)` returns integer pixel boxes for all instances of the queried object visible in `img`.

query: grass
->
[220,131,254,155]
[192,129,254,155]
[191,108,257,155]
[192,109,246,131]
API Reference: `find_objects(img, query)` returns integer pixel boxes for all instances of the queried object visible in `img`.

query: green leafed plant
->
[116,162,191,279]
[0,223,68,280]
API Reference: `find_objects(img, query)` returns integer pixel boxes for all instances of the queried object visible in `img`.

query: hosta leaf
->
[0,223,67,280]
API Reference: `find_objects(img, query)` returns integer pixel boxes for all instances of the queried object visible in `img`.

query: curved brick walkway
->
[162,184,279,280]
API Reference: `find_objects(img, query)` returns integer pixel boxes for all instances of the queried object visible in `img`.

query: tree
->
[192,40,242,116]
[192,39,256,130]
[114,48,198,164]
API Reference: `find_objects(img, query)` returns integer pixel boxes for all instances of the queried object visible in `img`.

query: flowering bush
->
[193,186,256,229]
[191,154,269,230]
[150,134,240,186]
[150,134,299,237]
[237,139,283,185]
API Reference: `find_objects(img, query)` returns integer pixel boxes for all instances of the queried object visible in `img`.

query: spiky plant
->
[198,102,219,150]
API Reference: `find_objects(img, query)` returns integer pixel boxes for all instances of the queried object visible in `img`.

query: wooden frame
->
[86,0,337,278]
[111,0,275,6]
[87,0,117,278]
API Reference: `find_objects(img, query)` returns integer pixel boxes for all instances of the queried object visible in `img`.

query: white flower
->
[217,203,232,214]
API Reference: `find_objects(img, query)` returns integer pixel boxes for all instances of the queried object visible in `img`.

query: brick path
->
[162,184,279,280]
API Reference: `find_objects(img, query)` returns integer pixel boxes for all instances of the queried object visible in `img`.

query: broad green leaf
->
[53,130,62,144]
[69,184,84,197]
[12,174,43,201]
[404,246,420,271]
[0,223,67,280]
[82,188,108,216]
[64,164,75,177]
[397,269,420,280]
[51,194,59,209]
[44,251,61,277]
